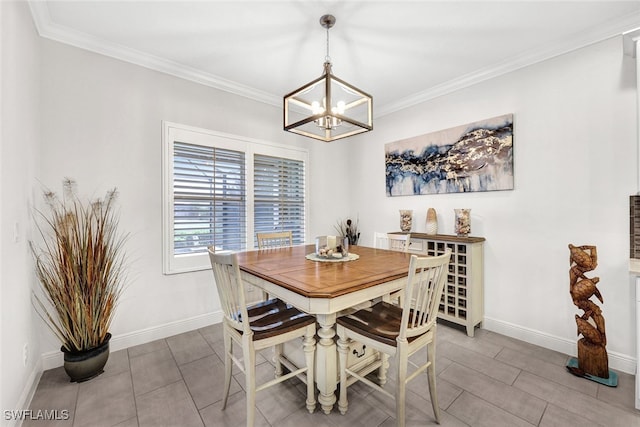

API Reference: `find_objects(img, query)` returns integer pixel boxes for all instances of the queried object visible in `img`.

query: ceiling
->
[29,1,640,117]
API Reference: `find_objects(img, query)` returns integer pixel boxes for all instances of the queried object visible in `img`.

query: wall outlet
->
[23,343,29,366]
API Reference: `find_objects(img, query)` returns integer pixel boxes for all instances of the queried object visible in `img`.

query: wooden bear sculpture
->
[568,244,609,379]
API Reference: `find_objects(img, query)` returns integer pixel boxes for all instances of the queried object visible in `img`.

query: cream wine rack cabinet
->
[391,233,485,337]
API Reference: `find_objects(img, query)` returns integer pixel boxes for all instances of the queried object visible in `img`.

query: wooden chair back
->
[256,231,293,249]
[374,232,410,252]
[373,231,389,249]
[399,250,451,341]
[208,248,250,335]
[388,233,410,252]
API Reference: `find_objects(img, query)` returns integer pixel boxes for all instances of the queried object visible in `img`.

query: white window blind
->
[163,122,309,274]
[173,142,246,255]
[254,154,305,245]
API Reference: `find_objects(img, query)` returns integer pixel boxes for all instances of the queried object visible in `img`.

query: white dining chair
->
[373,231,410,252]
[255,231,294,301]
[373,231,390,249]
[208,248,316,427]
[256,230,293,249]
[374,232,411,304]
[336,250,451,427]
[388,233,410,252]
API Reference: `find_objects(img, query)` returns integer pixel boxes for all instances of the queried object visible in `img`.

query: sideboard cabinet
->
[391,232,485,337]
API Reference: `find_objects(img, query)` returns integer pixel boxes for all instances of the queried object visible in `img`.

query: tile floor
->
[25,322,640,427]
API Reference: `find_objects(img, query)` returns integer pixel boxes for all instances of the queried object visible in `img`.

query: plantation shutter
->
[254,154,305,245]
[173,142,246,254]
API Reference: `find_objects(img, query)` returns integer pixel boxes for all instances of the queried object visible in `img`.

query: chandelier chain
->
[325,25,331,63]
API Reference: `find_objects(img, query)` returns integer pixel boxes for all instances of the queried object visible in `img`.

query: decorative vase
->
[399,210,413,232]
[426,208,438,235]
[62,333,111,382]
[454,209,471,236]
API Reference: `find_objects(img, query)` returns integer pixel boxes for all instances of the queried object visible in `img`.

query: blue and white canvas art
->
[385,114,513,196]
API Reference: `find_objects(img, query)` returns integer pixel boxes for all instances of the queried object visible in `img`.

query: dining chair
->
[208,248,316,427]
[336,250,452,427]
[373,231,410,252]
[389,233,410,252]
[373,231,389,249]
[256,230,293,249]
[374,232,411,305]
[255,231,294,301]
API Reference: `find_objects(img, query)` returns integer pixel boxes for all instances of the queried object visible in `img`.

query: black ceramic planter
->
[62,333,111,382]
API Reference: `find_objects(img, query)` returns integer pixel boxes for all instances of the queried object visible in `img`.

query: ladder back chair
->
[388,233,411,252]
[255,231,294,300]
[256,230,293,249]
[374,232,411,304]
[336,250,452,427]
[373,231,390,249]
[373,232,410,252]
[208,248,316,427]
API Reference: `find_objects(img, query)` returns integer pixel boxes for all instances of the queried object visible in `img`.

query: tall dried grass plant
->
[31,179,128,353]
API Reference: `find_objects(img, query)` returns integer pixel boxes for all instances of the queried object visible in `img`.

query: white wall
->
[36,38,351,359]
[1,0,42,420]
[347,36,638,371]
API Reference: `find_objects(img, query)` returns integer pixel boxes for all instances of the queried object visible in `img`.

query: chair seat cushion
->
[337,301,420,347]
[244,299,315,340]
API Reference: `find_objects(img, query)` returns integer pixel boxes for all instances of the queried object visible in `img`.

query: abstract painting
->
[385,114,513,196]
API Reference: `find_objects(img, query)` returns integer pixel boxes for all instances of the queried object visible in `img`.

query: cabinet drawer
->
[282,338,378,381]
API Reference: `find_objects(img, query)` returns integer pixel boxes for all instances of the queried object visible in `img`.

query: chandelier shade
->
[283,15,373,142]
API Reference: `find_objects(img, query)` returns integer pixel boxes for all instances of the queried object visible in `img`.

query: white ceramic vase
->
[426,208,438,235]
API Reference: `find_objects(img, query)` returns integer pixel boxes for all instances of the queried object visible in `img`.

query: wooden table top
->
[236,244,413,299]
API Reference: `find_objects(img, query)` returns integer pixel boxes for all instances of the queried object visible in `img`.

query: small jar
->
[399,210,413,232]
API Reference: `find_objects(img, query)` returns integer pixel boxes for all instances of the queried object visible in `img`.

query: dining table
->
[236,243,414,414]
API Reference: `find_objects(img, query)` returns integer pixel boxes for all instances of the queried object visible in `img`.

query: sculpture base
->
[566,358,618,387]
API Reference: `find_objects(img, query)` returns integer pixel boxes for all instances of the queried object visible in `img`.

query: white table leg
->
[315,313,337,414]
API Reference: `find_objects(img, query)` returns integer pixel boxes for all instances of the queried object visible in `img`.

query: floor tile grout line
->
[70,377,80,427]
[184,330,210,427]
[442,361,548,426]
[510,369,637,425]
[535,401,550,427]
[124,347,140,427]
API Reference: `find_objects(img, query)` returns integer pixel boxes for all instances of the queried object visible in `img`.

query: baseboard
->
[40,311,224,371]
[8,361,43,427]
[483,316,636,375]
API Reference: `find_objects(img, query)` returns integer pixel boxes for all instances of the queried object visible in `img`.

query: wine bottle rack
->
[392,233,485,337]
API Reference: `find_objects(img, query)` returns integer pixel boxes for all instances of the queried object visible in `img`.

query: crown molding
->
[28,2,640,118]
[27,1,281,108]
[377,10,640,117]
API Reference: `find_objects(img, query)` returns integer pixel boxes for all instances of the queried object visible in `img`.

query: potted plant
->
[335,217,360,245]
[31,179,128,382]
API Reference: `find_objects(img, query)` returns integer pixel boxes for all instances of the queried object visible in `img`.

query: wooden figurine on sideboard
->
[566,244,617,386]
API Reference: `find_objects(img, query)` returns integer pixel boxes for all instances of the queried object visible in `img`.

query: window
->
[163,122,308,274]
[254,155,305,246]
[173,142,246,255]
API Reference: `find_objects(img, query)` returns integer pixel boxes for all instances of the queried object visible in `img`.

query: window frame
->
[162,121,309,274]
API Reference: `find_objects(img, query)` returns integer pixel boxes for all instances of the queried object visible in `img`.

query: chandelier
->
[283,14,373,142]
